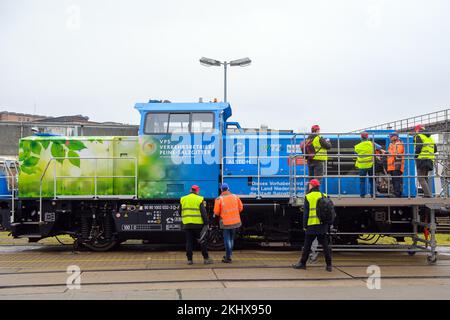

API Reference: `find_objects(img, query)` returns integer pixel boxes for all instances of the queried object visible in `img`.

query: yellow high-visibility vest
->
[354,140,374,169]
[416,134,436,160]
[180,193,204,225]
[312,136,328,161]
[305,191,326,226]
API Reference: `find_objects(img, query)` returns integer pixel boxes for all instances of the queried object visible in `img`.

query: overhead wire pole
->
[199,57,251,103]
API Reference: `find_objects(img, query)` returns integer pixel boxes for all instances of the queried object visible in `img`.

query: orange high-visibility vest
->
[387,140,405,172]
[213,191,243,226]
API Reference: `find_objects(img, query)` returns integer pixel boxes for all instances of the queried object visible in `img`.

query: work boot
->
[204,258,213,265]
[326,265,333,272]
[222,256,232,263]
[292,262,306,270]
[187,260,193,265]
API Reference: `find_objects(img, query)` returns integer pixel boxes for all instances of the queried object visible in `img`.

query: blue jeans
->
[359,168,374,197]
[223,229,236,259]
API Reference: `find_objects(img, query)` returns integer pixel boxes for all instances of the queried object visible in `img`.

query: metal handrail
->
[221,131,449,201]
[39,157,138,223]
[353,108,449,132]
[0,159,18,224]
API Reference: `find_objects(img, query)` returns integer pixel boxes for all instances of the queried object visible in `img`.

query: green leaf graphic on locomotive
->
[30,140,42,154]
[51,142,66,164]
[40,140,50,150]
[18,149,30,161]
[22,156,40,167]
[20,165,37,175]
[67,150,80,168]
[67,140,87,151]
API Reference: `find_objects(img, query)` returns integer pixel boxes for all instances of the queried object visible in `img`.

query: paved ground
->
[1,243,450,299]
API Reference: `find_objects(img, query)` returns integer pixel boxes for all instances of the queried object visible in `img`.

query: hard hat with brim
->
[309,179,320,187]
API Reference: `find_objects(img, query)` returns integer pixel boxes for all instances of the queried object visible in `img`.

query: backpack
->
[316,193,336,225]
[303,138,317,162]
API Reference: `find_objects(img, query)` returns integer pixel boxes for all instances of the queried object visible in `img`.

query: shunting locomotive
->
[0,101,446,256]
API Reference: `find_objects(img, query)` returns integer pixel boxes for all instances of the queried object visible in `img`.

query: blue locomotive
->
[2,101,434,251]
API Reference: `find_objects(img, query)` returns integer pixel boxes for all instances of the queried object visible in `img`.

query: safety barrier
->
[38,157,138,223]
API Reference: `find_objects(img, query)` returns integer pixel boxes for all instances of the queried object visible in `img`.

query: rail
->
[38,157,138,223]
[353,108,450,132]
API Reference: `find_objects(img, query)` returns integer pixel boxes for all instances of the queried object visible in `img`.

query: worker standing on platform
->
[214,183,243,263]
[180,185,213,265]
[414,125,437,198]
[292,179,332,272]
[387,132,405,197]
[354,132,384,197]
[300,125,332,190]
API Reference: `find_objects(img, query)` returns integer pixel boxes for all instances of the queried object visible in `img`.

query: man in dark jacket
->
[292,179,333,272]
[180,185,213,265]
[414,125,437,198]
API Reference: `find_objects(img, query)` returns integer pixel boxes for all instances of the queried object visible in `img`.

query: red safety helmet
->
[361,132,369,139]
[311,125,320,132]
[309,179,321,187]
[414,124,425,132]
[191,185,200,193]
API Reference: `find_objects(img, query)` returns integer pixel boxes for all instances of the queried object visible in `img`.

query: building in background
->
[0,110,138,159]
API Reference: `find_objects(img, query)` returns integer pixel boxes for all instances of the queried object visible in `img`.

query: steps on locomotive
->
[10,222,42,240]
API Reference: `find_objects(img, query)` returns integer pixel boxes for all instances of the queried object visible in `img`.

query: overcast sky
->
[1,0,449,132]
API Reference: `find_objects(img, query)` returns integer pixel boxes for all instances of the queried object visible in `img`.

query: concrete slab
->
[213,267,351,281]
[338,265,450,278]
[0,271,68,287]
[0,285,67,296]
[81,268,217,284]
[180,282,450,300]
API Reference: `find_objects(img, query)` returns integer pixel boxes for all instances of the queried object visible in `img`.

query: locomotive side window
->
[191,113,213,133]
[144,113,169,134]
[168,113,190,133]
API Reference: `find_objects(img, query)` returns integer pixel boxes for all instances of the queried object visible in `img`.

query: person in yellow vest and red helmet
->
[414,125,437,198]
[300,125,332,191]
[354,132,385,197]
[214,183,243,263]
[292,179,333,272]
[180,185,213,265]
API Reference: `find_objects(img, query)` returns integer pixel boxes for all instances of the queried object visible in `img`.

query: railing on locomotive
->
[286,131,447,199]
[0,159,18,224]
[38,156,138,223]
[221,132,445,199]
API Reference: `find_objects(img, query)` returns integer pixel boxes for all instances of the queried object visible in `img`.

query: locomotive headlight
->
[120,204,127,210]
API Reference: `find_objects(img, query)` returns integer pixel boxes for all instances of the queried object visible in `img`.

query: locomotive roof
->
[134,102,232,119]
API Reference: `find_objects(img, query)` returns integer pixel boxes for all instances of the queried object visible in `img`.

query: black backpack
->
[316,193,336,225]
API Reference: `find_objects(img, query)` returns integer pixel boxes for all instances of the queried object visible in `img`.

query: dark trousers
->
[185,228,209,260]
[388,170,403,197]
[417,167,432,197]
[308,161,325,191]
[300,233,332,266]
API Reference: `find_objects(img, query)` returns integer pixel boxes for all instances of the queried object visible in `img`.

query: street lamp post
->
[199,57,251,103]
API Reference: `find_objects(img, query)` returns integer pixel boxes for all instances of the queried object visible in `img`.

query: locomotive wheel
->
[207,227,224,251]
[84,239,118,252]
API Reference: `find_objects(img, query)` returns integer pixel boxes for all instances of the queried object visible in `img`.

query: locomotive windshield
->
[144,112,214,134]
